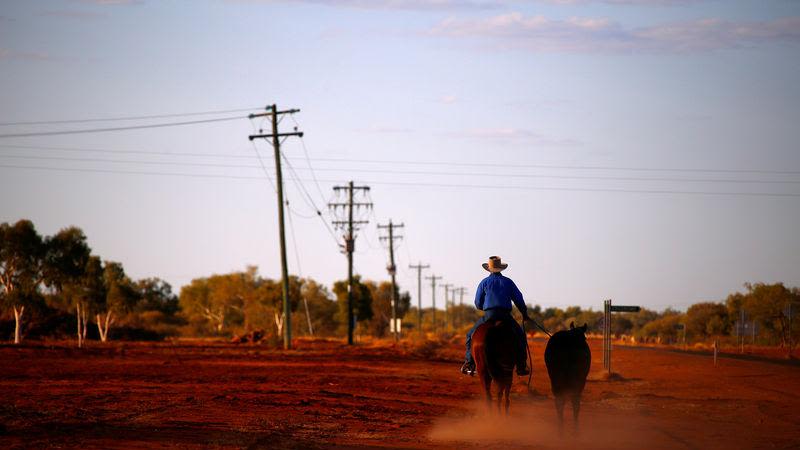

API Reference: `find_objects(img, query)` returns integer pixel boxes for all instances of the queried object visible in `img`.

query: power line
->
[1,152,797,185]
[2,143,797,176]
[294,157,800,176]
[279,151,342,245]
[0,153,261,170]
[0,107,262,127]
[0,163,267,180]
[289,114,328,205]
[0,115,246,139]
[0,144,261,159]
[281,152,324,215]
[250,139,277,192]
[3,163,800,198]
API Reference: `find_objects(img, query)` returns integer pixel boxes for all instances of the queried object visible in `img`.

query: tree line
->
[523,283,799,351]
[0,220,180,345]
[2,219,798,352]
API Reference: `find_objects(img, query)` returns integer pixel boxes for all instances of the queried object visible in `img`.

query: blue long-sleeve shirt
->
[474,272,527,315]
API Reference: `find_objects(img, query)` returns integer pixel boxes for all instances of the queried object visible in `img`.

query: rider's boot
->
[516,360,530,376]
[460,359,475,376]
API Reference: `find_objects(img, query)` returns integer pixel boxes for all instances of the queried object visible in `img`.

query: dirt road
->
[1,338,798,449]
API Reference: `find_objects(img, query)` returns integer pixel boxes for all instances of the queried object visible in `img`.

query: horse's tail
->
[484,320,516,381]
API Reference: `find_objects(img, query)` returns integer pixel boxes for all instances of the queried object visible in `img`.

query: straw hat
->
[482,256,508,273]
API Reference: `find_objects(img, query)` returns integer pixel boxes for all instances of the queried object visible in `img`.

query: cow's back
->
[544,329,591,397]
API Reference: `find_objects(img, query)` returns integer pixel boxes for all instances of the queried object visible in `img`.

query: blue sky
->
[1,0,799,312]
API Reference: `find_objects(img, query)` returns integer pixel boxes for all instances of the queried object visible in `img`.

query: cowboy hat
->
[482,256,508,273]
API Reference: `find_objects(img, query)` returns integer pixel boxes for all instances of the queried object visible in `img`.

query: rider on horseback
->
[462,256,531,377]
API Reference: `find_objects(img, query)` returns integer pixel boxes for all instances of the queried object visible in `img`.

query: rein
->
[521,318,551,390]
[527,318,552,338]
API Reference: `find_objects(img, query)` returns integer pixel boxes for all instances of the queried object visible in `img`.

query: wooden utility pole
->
[425,274,442,333]
[378,220,404,341]
[409,262,429,335]
[330,181,372,345]
[455,287,468,328]
[442,283,452,332]
[248,104,302,350]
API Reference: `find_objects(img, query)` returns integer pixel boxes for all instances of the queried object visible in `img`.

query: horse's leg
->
[571,393,582,435]
[503,382,511,416]
[482,375,492,412]
[554,395,565,436]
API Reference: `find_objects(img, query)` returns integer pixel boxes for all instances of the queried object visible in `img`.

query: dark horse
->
[472,319,517,414]
[544,322,591,433]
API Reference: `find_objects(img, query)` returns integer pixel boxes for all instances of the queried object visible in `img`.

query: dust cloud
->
[429,396,673,450]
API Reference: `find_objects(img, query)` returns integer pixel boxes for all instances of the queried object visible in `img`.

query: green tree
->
[740,283,798,347]
[180,273,244,336]
[95,261,140,342]
[179,267,301,337]
[364,281,410,338]
[43,226,91,294]
[637,311,684,344]
[0,220,45,344]
[332,276,373,336]
[685,302,729,340]
[242,271,301,337]
[130,277,182,336]
[42,226,91,345]
[66,256,106,347]
[293,278,337,337]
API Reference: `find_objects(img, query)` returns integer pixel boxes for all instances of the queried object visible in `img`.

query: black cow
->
[544,322,591,433]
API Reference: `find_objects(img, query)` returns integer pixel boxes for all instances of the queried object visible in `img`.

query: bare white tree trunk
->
[81,308,88,343]
[96,311,114,342]
[202,307,225,334]
[77,304,83,348]
[13,305,24,344]
[303,297,314,337]
[274,311,284,336]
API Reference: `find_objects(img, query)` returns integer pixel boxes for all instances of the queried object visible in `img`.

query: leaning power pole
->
[248,104,302,350]
[442,283,452,332]
[425,274,442,333]
[378,220,404,341]
[455,287,468,328]
[329,181,372,345]
[409,262,429,335]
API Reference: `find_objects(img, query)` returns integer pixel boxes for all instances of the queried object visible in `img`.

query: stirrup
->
[461,361,476,376]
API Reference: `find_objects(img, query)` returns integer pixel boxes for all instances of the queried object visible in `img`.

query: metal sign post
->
[603,300,641,376]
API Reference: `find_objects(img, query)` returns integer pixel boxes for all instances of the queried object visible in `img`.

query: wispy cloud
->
[230,0,501,11]
[38,10,107,20]
[430,13,800,53]
[531,0,699,5]
[358,125,414,133]
[0,48,57,62]
[233,0,701,9]
[77,0,144,5]
[448,127,581,146]
[438,95,459,104]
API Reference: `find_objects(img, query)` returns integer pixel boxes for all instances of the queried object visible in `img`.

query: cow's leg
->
[503,382,511,416]
[554,395,565,436]
[571,393,582,434]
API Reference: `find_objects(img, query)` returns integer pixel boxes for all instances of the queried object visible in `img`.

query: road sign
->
[610,305,640,313]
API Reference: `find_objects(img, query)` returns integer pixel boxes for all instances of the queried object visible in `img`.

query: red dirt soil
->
[1,337,798,449]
